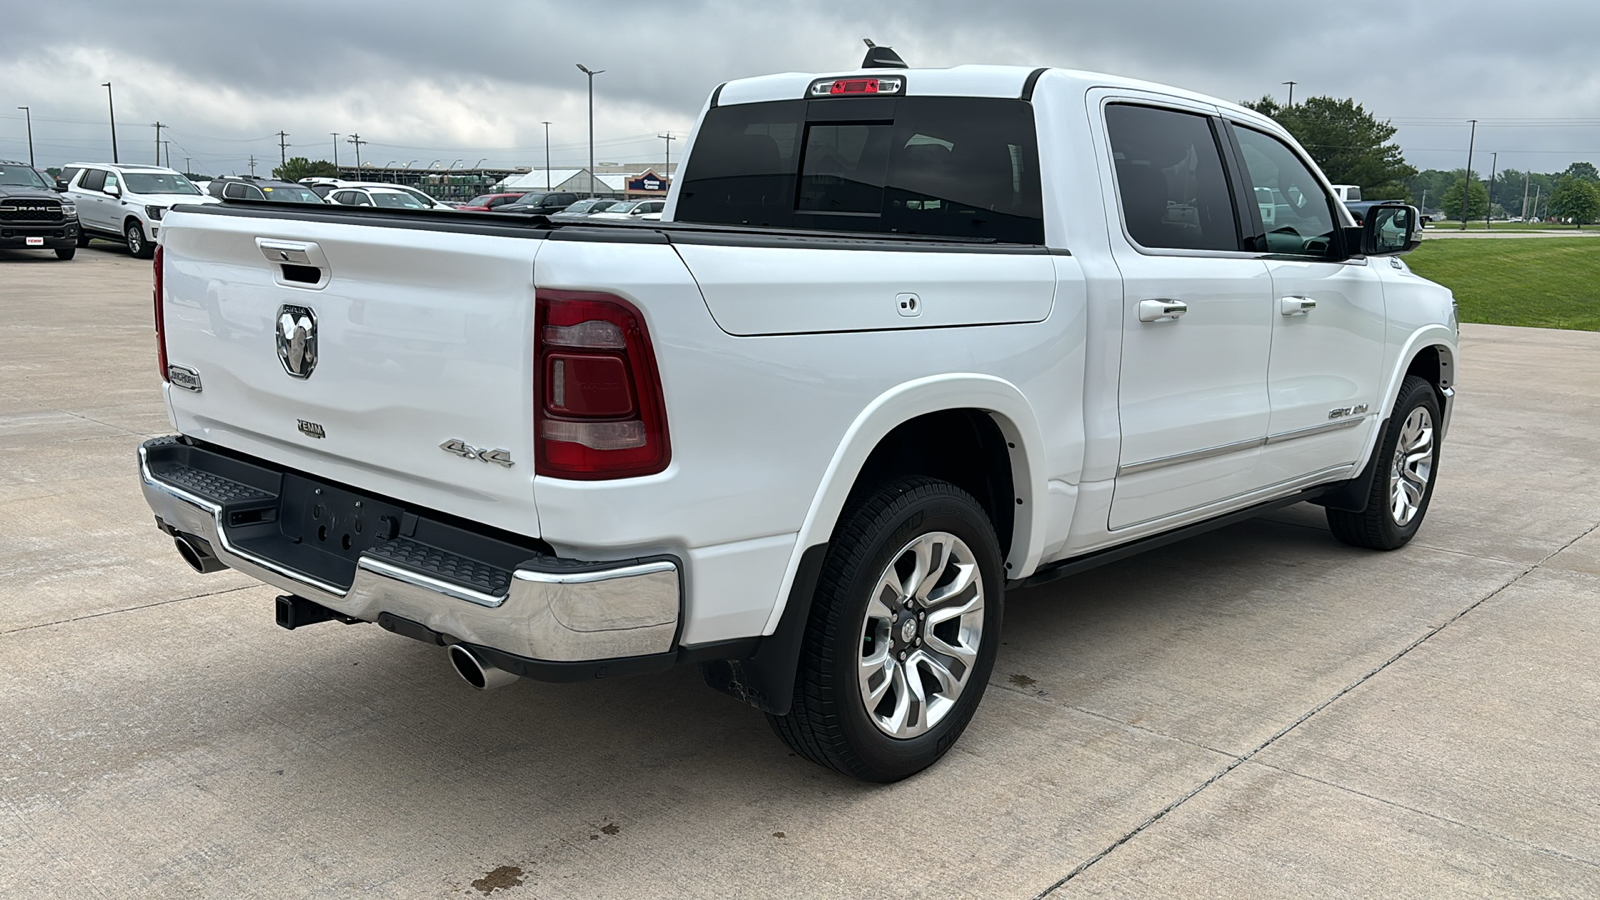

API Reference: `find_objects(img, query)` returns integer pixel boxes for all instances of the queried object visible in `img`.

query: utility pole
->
[1420,188,1428,217]
[1460,119,1477,230]
[161,140,172,169]
[658,131,675,190]
[184,156,191,176]
[277,131,290,169]
[1532,183,1541,223]
[1521,171,1532,220]
[1282,81,1297,107]
[542,121,552,190]
[331,133,340,174]
[1485,152,1497,230]
[152,122,164,165]
[16,106,33,167]
[347,134,366,171]
[576,64,605,198]
[102,82,119,163]
[248,155,257,177]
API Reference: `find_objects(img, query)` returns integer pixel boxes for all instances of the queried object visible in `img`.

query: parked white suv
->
[61,163,218,258]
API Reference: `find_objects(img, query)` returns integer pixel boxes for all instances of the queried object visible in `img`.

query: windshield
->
[466,195,495,206]
[371,191,429,209]
[122,172,201,195]
[262,184,325,203]
[0,164,50,188]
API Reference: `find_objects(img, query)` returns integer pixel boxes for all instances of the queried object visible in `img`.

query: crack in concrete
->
[1032,517,1600,898]
[1254,761,1600,872]
[0,584,256,637]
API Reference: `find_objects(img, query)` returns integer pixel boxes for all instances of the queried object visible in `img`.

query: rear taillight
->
[534,289,670,479]
[154,245,168,383]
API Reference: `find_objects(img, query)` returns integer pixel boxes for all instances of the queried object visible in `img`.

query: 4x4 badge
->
[276,305,317,378]
[440,439,513,468]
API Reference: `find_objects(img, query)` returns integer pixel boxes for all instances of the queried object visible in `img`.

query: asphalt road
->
[3,245,1598,898]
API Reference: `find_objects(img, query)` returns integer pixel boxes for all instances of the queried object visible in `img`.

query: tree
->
[1243,94,1416,198]
[272,157,339,182]
[1548,178,1600,228]
[1562,161,1599,183]
[1440,178,1490,221]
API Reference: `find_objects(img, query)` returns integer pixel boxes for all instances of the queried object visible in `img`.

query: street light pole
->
[576,64,605,198]
[1460,119,1477,230]
[16,107,33,167]
[102,82,119,163]
[1485,152,1497,231]
[1521,170,1532,221]
[542,121,551,190]
[331,133,340,174]
[658,131,675,192]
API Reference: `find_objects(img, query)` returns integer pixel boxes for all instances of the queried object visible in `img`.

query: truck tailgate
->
[159,208,545,537]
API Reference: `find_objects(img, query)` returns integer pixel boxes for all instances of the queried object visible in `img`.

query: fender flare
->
[1359,326,1457,463]
[759,373,1048,636]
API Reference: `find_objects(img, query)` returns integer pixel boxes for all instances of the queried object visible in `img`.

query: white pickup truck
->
[140,57,1456,782]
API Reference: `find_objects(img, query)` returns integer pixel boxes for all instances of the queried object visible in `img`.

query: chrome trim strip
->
[1118,436,1263,477]
[514,560,677,586]
[1265,415,1366,445]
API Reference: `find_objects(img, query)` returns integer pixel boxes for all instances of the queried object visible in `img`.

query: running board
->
[1009,487,1327,591]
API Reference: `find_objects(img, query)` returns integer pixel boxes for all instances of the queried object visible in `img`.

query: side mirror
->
[1361,203,1420,255]
[105,184,122,198]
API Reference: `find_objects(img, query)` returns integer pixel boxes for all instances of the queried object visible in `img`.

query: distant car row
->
[2,161,671,262]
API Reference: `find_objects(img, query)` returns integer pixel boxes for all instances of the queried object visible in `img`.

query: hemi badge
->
[297,419,326,439]
[167,365,203,392]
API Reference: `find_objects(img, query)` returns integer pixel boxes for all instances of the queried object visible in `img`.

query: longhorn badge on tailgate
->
[276,305,318,378]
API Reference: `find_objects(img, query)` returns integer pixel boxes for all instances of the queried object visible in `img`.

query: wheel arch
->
[760,374,1048,636]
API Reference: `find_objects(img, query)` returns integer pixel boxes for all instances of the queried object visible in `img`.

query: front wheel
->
[1327,375,1443,550]
[768,477,1004,782]
[54,247,76,260]
[125,220,153,259]
[75,230,91,248]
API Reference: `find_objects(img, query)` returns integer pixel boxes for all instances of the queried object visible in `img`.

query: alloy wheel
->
[857,531,986,739]
[1389,406,1434,527]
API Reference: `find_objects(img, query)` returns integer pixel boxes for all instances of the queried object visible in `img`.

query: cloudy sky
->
[2,0,1597,178]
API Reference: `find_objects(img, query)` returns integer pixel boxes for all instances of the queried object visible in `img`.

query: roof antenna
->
[861,38,907,69]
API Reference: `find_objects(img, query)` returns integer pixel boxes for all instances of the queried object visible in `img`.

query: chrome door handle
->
[1280,296,1317,316]
[1137,299,1188,322]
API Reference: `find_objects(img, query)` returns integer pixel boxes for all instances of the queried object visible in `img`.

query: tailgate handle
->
[258,239,316,265]
[256,238,330,290]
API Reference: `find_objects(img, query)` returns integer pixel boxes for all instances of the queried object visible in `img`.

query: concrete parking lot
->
[3,245,1598,899]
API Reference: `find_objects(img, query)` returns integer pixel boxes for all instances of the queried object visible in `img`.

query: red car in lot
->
[456,192,526,212]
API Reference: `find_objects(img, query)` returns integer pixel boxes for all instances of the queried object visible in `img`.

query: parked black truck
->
[0,160,79,260]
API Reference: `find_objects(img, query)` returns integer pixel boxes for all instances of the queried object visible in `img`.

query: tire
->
[125,220,153,259]
[75,231,91,248]
[1327,375,1443,550]
[768,477,1004,782]
[54,247,76,260]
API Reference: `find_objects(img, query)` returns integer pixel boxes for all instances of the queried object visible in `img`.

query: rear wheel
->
[54,247,75,260]
[125,220,153,259]
[768,477,1003,782]
[75,231,91,248]
[1327,375,1442,550]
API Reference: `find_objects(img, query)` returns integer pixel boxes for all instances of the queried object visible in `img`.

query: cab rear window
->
[676,97,1043,243]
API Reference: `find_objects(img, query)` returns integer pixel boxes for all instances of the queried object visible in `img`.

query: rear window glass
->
[676,97,1043,243]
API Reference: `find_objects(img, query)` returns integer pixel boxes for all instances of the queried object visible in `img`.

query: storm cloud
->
[2,0,1596,176]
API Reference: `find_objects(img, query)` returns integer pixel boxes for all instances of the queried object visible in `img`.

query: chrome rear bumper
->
[139,437,680,664]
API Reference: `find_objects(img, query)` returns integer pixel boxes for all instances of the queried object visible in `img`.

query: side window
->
[223,183,247,200]
[103,172,120,194]
[1105,104,1240,252]
[62,166,83,188]
[1230,125,1338,257]
[80,169,106,192]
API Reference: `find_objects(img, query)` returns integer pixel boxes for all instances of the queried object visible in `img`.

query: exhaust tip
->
[174,533,227,574]
[448,643,519,691]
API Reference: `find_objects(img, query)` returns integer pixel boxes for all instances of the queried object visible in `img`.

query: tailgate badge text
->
[441,439,514,468]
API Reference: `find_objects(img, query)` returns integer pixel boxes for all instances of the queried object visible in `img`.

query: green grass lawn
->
[1403,237,1600,331]
[1426,222,1588,232]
